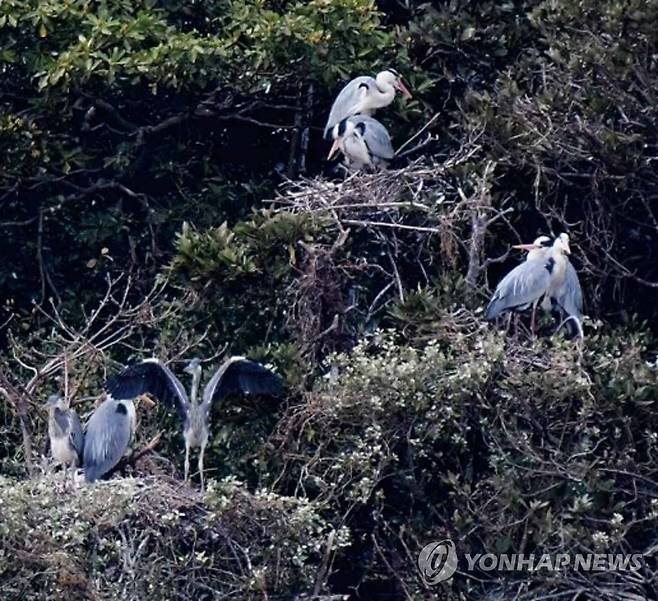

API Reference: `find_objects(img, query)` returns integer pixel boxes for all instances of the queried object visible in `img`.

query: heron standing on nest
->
[323,68,412,140]
[107,356,283,491]
[44,394,84,481]
[82,394,137,483]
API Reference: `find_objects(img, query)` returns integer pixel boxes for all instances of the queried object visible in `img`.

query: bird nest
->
[272,148,480,231]
[0,473,334,600]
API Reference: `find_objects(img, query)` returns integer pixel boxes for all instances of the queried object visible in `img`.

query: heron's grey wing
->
[83,399,132,483]
[485,258,552,319]
[324,76,374,139]
[353,116,394,160]
[202,357,283,410]
[556,261,583,317]
[106,359,189,422]
[52,407,70,437]
[68,409,84,459]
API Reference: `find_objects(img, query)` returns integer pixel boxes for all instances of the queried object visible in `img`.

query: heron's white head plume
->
[534,235,552,247]
[528,235,552,261]
[512,235,551,254]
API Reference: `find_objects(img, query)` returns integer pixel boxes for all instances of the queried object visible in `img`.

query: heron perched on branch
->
[328,116,394,170]
[107,356,283,491]
[486,233,574,334]
[323,68,412,140]
[44,394,83,479]
[83,396,137,483]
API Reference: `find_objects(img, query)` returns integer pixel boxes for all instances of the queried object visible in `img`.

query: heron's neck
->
[48,407,65,435]
[527,248,548,262]
[345,134,372,166]
[190,370,202,405]
[373,77,395,105]
[547,250,568,288]
[552,250,567,270]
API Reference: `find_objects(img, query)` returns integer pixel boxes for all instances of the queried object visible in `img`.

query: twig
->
[312,530,336,597]
[130,432,163,464]
[395,113,440,156]
[340,219,441,234]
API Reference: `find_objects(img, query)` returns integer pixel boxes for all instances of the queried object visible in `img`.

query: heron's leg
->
[504,312,513,335]
[184,440,191,483]
[199,442,206,494]
[510,313,520,341]
[530,302,538,336]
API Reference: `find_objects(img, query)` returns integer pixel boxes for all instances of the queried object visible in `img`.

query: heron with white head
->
[106,356,283,491]
[512,235,553,262]
[496,235,553,331]
[542,235,584,338]
[44,394,84,481]
[323,68,412,140]
[486,234,572,333]
[328,116,394,170]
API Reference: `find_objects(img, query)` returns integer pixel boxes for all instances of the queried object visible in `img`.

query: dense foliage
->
[1,1,658,599]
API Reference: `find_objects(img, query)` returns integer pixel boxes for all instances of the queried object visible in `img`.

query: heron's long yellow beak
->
[512,243,542,251]
[396,80,412,99]
[327,138,341,160]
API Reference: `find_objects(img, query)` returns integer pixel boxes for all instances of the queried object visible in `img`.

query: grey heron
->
[486,234,572,333]
[83,395,136,483]
[328,116,394,170]
[106,356,283,491]
[549,247,584,338]
[502,235,553,331]
[553,264,583,337]
[44,394,84,479]
[323,68,412,140]
[497,234,584,337]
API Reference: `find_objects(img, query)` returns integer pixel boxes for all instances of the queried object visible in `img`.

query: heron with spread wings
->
[106,356,283,491]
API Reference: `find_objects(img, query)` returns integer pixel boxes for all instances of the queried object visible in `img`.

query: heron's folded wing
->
[53,406,70,434]
[83,399,132,482]
[486,258,552,318]
[324,76,373,139]
[106,358,189,421]
[555,261,583,317]
[202,357,283,410]
[353,116,394,160]
[69,409,84,459]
